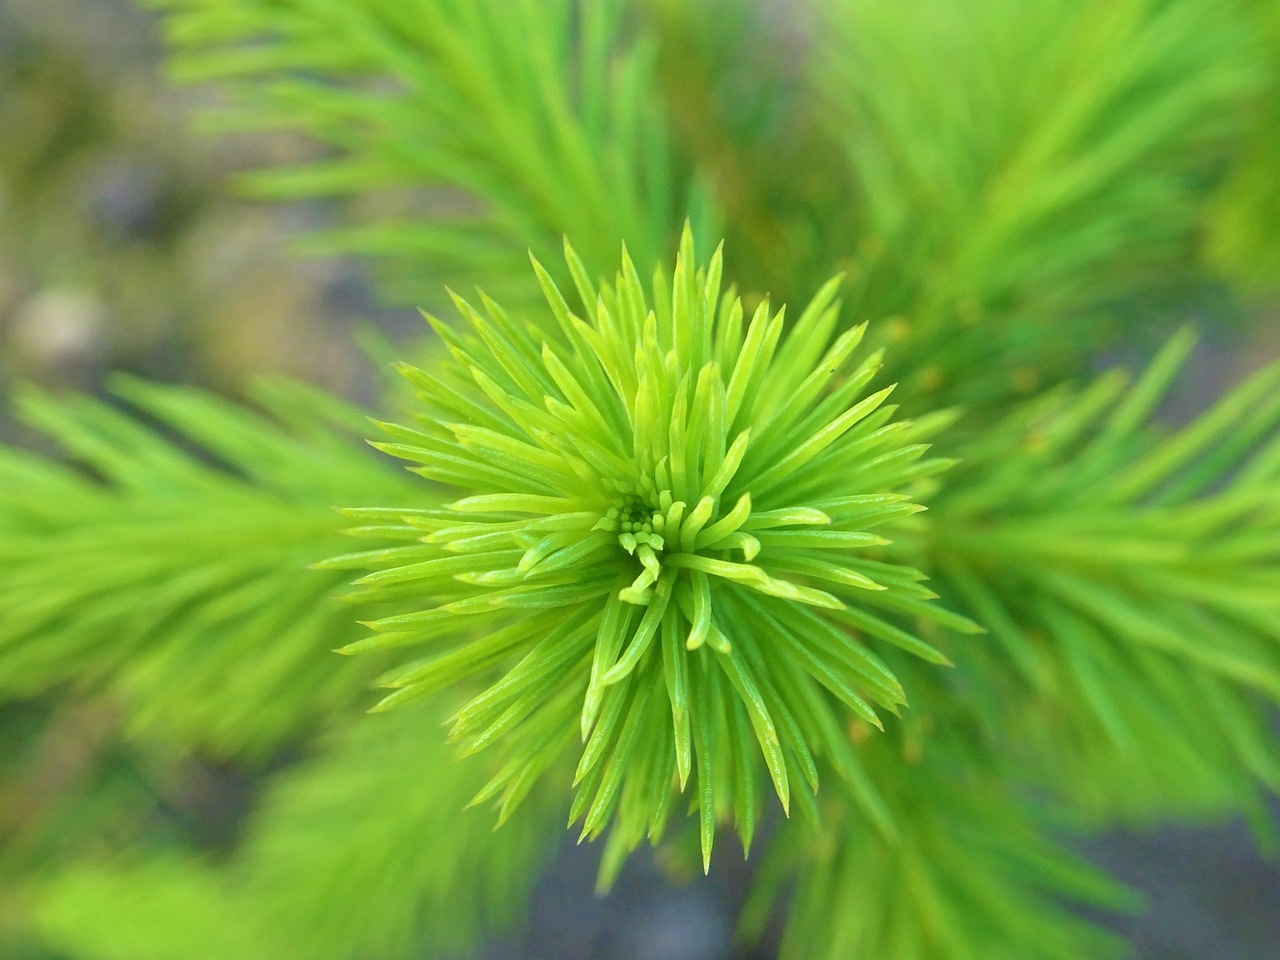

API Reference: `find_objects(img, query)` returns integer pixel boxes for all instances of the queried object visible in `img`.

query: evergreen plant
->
[3,1,1280,957]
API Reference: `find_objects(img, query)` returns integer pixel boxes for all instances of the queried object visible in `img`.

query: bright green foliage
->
[0,377,418,758]
[24,703,555,960]
[925,333,1280,822]
[745,731,1138,960]
[147,0,698,305]
[1207,1,1280,287]
[5,0,1280,958]
[236,704,555,958]
[809,0,1263,405]
[636,0,843,301]
[0,703,179,906]
[28,858,289,960]
[331,228,975,871]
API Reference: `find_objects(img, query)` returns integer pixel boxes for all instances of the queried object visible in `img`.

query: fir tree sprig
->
[743,729,1139,960]
[332,228,976,869]
[925,331,1280,819]
[147,0,701,305]
[25,702,555,960]
[810,0,1265,406]
[0,377,420,758]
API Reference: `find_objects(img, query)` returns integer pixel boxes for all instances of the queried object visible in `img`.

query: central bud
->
[595,490,685,605]
[613,494,667,552]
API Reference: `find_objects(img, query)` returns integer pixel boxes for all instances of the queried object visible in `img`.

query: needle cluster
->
[334,228,968,869]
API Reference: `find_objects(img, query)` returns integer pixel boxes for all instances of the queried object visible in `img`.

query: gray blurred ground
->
[2,1,1278,957]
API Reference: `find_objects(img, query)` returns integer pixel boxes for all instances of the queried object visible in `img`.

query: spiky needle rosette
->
[330,227,970,874]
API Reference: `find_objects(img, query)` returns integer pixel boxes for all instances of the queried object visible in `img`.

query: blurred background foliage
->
[1,0,1280,958]
[0,0,406,399]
